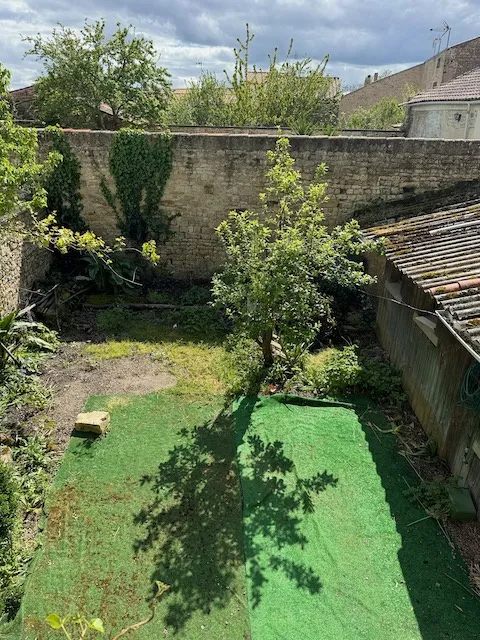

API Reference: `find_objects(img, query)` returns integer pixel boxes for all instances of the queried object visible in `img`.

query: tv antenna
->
[430,22,451,54]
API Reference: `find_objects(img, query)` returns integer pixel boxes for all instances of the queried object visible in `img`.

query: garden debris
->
[74,411,110,435]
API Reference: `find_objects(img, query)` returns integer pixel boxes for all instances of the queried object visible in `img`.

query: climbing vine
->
[44,126,86,232]
[102,129,174,245]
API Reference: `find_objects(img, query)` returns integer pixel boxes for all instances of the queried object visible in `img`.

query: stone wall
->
[0,224,51,315]
[47,131,480,280]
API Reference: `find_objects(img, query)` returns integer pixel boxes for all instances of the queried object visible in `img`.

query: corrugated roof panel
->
[365,200,480,356]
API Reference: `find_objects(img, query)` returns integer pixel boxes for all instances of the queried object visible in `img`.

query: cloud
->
[1,0,479,88]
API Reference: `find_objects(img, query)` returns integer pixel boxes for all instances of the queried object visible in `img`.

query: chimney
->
[373,72,379,82]
[364,75,372,86]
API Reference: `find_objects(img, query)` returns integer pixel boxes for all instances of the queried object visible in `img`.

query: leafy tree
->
[213,137,383,370]
[24,20,171,130]
[166,25,339,133]
[166,72,230,126]
[0,63,159,288]
[226,26,340,133]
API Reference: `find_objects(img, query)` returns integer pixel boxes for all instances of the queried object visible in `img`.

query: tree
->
[165,72,230,126]
[24,20,171,130]
[212,137,382,370]
[342,97,406,130]
[0,63,159,287]
[225,26,340,133]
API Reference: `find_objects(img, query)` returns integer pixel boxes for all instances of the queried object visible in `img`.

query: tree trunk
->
[261,330,274,367]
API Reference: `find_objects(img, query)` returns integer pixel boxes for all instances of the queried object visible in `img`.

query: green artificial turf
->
[234,395,480,640]
[11,392,480,640]
[16,393,250,640]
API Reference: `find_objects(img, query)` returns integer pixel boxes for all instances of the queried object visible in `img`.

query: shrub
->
[0,462,17,541]
[309,345,361,395]
[220,337,265,396]
[357,357,406,406]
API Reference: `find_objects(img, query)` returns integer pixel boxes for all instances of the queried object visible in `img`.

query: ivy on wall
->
[101,129,174,245]
[44,126,86,232]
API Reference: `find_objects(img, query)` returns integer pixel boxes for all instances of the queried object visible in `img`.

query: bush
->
[309,345,361,395]
[221,337,265,396]
[357,357,406,406]
[96,307,134,334]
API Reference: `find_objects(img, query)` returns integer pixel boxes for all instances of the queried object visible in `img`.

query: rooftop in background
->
[409,67,480,104]
[365,200,480,358]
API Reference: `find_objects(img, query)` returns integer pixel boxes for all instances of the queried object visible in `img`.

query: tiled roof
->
[409,67,480,103]
[365,200,480,358]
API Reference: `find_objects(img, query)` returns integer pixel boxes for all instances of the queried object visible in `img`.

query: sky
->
[1,0,480,90]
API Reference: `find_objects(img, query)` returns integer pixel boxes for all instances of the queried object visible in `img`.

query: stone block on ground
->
[75,411,110,435]
[447,486,477,522]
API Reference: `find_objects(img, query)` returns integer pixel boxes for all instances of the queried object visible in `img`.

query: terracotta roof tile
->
[409,67,480,103]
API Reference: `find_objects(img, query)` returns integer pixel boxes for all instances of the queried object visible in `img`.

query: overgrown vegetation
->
[0,308,58,620]
[101,128,174,246]
[44,126,86,232]
[166,25,339,133]
[341,86,417,130]
[0,62,161,295]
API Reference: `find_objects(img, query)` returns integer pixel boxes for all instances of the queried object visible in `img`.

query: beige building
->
[406,67,480,138]
[340,35,480,117]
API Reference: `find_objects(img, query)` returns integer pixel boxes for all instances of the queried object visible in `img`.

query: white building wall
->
[407,102,480,139]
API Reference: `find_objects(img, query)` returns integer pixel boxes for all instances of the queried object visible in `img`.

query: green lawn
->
[10,393,480,640]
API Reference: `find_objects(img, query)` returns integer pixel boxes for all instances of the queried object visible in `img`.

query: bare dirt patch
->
[42,342,176,452]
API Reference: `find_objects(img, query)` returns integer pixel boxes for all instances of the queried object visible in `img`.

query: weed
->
[404,480,452,520]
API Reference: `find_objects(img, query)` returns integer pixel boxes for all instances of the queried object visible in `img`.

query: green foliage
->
[25,20,171,129]
[13,433,54,514]
[0,63,60,227]
[97,307,134,333]
[343,97,405,130]
[220,337,265,396]
[309,345,362,395]
[226,25,339,132]
[357,357,406,406]
[44,126,86,232]
[404,481,452,520]
[341,85,418,131]
[165,72,230,126]
[213,137,383,370]
[0,368,52,414]
[45,581,169,638]
[0,309,58,372]
[82,253,141,293]
[0,63,160,277]
[102,129,174,245]
[0,461,19,618]
[165,25,339,132]
[0,463,18,541]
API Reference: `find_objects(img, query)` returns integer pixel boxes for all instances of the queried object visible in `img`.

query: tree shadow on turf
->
[236,426,338,608]
[133,396,337,632]
[354,399,480,640]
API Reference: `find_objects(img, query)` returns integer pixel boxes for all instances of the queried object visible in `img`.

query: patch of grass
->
[86,309,229,394]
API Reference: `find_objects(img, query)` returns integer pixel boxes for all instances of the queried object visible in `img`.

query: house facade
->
[406,68,480,138]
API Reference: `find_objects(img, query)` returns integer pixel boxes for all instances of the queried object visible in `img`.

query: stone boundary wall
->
[0,222,51,315]
[47,132,480,279]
